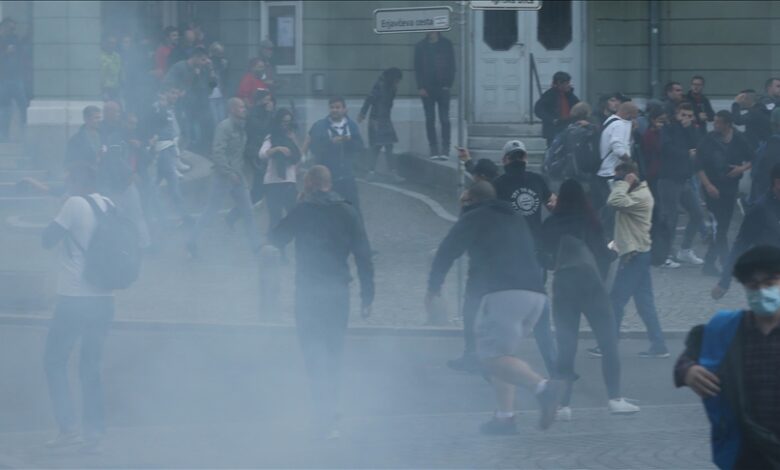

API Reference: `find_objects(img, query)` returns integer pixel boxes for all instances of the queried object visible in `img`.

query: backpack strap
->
[68,195,109,255]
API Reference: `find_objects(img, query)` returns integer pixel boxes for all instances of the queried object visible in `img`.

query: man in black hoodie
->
[534,71,580,146]
[427,181,563,435]
[658,103,705,267]
[414,32,455,160]
[270,165,374,440]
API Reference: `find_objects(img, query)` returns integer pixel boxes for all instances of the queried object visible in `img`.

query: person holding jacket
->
[414,32,455,160]
[541,179,638,420]
[658,102,704,267]
[675,245,780,469]
[427,181,563,435]
[358,67,403,182]
[307,96,365,213]
[534,71,580,147]
[270,165,374,440]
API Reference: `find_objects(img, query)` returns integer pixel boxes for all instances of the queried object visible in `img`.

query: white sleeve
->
[258,137,272,160]
[609,122,631,158]
[53,197,86,231]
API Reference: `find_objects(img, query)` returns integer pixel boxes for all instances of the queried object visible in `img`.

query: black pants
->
[552,269,621,406]
[368,144,396,173]
[264,182,298,232]
[295,285,350,427]
[333,177,361,214]
[44,296,114,438]
[704,188,738,269]
[421,88,451,156]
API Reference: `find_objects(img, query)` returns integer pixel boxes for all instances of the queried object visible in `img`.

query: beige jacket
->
[607,180,654,256]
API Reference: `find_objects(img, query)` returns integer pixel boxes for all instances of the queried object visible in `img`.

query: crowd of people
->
[24,20,779,465]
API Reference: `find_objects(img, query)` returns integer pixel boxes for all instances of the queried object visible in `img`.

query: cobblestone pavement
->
[1,177,749,334]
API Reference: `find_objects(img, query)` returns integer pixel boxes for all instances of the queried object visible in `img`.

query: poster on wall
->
[277,16,295,47]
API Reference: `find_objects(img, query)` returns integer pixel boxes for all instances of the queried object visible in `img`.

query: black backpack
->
[543,123,600,180]
[74,196,142,290]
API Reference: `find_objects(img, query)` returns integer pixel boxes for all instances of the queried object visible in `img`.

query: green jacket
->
[211,117,247,178]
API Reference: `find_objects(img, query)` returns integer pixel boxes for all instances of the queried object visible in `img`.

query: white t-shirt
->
[53,194,114,297]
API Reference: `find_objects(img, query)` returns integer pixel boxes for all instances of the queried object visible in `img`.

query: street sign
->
[373,6,452,34]
[470,0,542,10]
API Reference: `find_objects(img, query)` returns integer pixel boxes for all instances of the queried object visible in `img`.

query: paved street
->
[0,324,711,469]
[0,176,751,333]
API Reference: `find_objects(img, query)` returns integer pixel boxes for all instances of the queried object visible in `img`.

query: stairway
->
[467,123,547,168]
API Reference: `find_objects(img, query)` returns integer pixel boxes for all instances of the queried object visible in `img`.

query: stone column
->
[27,0,102,172]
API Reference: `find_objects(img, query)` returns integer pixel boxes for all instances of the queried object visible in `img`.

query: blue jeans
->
[190,173,261,253]
[44,296,114,437]
[610,251,667,351]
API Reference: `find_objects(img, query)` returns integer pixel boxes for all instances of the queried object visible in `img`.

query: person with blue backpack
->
[674,245,780,469]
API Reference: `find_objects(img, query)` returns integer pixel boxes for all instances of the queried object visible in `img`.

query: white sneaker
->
[676,249,704,265]
[44,431,83,448]
[555,406,572,421]
[438,154,450,161]
[660,258,681,268]
[608,398,641,415]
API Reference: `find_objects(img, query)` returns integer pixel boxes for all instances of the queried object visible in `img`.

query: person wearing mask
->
[154,26,179,79]
[696,110,753,277]
[358,67,404,183]
[606,159,669,358]
[414,32,455,160]
[258,108,301,230]
[675,245,780,469]
[732,89,772,152]
[427,181,564,435]
[492,140,557,376]
[595,102,639,232]
[535,71,580,147]
[540,179,638,420]
[712,163,780,301]
[687,75,715,137]
[187,98,260,258]
[237,58,269,107]
[40,163,116,454]
[658,103,705,268]
[270,165,374,440]
[661,81,686,118]
[307,96,365,213]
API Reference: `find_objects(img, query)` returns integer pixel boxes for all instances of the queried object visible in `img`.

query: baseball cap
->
[502,140,526,155]
[471,159,499,180]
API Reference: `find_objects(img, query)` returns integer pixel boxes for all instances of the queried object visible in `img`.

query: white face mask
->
[746,285,780,316]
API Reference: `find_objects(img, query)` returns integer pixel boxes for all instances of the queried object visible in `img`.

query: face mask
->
[746,285,780,316]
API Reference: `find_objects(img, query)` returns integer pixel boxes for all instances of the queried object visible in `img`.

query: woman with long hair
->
[258,107,302,230]
[358,67,403,182]
[541,179,638,420]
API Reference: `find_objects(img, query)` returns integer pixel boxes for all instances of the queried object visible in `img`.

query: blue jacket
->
[308,116,364,180]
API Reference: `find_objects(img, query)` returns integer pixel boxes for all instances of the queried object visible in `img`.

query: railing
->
[528,52,543,124]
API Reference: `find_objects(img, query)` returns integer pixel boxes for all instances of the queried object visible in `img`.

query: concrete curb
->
[0,313,690,339]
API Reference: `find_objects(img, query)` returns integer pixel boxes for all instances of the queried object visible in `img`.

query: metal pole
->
[455,1,467,316]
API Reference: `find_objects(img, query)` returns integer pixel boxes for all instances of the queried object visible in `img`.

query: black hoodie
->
[270,190,374,305]
[493,160,552,240]
[428,199,544,298]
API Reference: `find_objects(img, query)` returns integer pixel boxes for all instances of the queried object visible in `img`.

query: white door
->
[473,1,583,123]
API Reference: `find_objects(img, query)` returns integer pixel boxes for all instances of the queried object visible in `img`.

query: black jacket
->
[540,212,614,278]
[493,161,552,240]
[695,130,753,190]
[534,87,580,141]
[269,190,374,305]
[718,191,780,290]
[428,199,544,298]
[751,133,780,201]
[731,102,771,151]
[413,36,455,91]
[686,90,714,132]
[659,121,698,181]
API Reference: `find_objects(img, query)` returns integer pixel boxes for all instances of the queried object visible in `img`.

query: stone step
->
[468,122,543,137]
[0,169,49,183]
[467,135,547,152]
[468,148,545,164]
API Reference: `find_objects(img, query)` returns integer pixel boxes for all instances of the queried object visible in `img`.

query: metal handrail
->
[528,52,543,123]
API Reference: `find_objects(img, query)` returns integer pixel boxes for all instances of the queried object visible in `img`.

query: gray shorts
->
[476,289,548,360]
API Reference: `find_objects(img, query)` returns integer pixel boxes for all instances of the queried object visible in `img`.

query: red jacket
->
[237,73,268,105]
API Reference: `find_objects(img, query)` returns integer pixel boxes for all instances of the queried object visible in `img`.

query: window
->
[537,0,572,51]
[261,1,303,74]
[483,10,517,51]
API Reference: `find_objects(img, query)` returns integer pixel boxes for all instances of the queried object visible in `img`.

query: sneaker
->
[556,406,572,421]
[586,347,603,358]
[608,398,641,415]
[447,353,481,374]
[702,264,721,277]
[677,249,704,265]
[438,154,450,161]
[44,431,83,448]
[536,379,564,430]
[638,348,670,358]
[429,155,443,161]
[660,258,681,268]
[479,415,517,435]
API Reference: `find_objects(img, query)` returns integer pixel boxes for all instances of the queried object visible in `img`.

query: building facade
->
[3,0,780,167]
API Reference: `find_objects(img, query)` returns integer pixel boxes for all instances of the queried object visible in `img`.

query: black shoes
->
[536,379,565,430]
